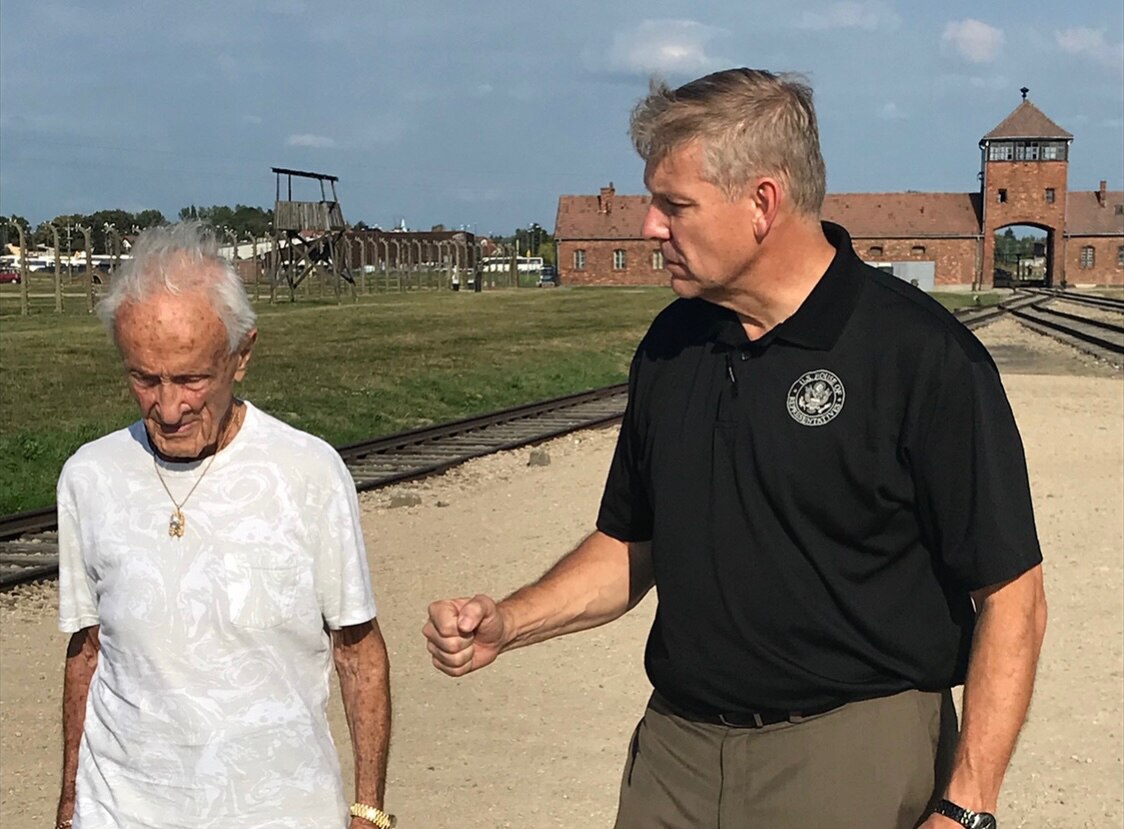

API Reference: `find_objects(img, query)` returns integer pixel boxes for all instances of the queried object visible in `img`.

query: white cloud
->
[942,19,1004,64]
[1055,27,1124,72]
[286,133,337,148]
[606,19,728,76]
[877,101,906,120]
[798,2,900,31]
[968,75,1008,91]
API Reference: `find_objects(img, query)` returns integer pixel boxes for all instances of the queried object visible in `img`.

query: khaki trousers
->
[614,689,958,829]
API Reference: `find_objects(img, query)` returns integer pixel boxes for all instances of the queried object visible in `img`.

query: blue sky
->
[1,0,1121,236]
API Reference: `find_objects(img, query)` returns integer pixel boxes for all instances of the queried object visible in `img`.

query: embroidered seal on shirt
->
[786,370,845,426]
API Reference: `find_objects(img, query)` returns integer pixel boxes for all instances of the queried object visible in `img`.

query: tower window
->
[1117,246,1124,267]
[988,143,1013,161]
[997,189,1008,204]
[868,245,883,257]
[1045,188,1055,204]
[1041,142,1067,161]
[613,249,627,270]
[1079,246,1095,269]
[911,245,926,256]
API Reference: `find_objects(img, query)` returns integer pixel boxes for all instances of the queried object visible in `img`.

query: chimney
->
[599,183,615,214]
[1098,180,1107,207]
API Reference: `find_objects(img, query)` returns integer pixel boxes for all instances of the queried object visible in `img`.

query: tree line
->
[2,205,273,255]
[4,206,553,261]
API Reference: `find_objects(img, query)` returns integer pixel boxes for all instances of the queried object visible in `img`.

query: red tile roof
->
[982,100,1072,141]
[554,188,650,240]
[1066,190,1124,236]
[822,192,982,237]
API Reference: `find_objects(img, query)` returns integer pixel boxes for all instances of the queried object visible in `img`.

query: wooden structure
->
[269,167,353,301]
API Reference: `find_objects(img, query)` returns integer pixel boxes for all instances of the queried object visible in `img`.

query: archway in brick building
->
[992,224,1053,288]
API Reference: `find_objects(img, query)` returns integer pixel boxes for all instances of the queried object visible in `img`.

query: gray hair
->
[630,68,827,216]
[97,220,256,353]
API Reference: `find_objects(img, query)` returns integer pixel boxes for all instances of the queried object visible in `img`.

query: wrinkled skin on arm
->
[56,626,101,828]
[333,619,392,826]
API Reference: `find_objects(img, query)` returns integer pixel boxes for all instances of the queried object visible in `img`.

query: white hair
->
[97,221,256,352]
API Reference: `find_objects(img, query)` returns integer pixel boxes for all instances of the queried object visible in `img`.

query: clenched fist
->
[423,595,509,677]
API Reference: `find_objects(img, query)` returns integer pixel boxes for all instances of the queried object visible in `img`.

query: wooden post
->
[270,234,278,305]
[79,226,94,313]
[15,222,30,316]
[251,236,260,303]
[49,222,62,313]
[360,235,369,295]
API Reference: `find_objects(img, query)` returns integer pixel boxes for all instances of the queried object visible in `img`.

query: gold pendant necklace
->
[150,404,242,538]
[153,451,217,538]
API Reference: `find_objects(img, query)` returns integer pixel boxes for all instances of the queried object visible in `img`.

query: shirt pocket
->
[223,549,301,629]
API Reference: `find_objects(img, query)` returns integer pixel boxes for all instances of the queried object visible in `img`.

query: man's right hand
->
[423,595,509,677]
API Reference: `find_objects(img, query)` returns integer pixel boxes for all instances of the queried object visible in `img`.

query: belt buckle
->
[719,711,766,728]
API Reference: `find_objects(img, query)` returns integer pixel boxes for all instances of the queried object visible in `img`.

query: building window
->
[911,245,926,256]
[1041,142,1067,161]
[1045,188,1055,204]
[1118,246,1124,267]
[868,245,883,256]
[997,189,1008,203]
[1079,246,1095,269]
[988,142,1013,161]
[573,249,586,270]
[1014,141,1040,161]
[613,249,627,270]
[651,250,664,269]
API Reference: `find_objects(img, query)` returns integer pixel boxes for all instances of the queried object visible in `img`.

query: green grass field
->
[0,283,999,513]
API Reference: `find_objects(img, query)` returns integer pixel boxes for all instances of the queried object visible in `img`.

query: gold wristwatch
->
[349,802,397,828]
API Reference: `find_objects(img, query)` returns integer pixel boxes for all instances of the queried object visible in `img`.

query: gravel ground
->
[1,318,1121,828]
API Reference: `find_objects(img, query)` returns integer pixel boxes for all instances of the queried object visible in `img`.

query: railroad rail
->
[1017,287,1124,314]
[2,291,1120,589]
[0,385,628,589]
[1007,292,1124,362]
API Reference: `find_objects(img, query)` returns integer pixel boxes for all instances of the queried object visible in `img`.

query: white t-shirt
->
[57,402,377,829]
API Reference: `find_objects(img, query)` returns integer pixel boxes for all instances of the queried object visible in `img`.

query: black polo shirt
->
[597,222,1042,716]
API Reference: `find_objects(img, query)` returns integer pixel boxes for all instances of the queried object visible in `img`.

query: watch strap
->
[349,802,397,828]
[934,798,996,828]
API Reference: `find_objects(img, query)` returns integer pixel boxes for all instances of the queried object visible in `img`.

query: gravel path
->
[1,318,1121,828]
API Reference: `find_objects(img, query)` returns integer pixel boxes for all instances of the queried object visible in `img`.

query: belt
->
[665,697,845,729]
[714,701,843,728]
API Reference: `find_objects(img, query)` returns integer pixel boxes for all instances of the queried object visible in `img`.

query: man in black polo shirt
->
[424,68,1046,829]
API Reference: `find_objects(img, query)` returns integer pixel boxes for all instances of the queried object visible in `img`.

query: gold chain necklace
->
[153,451,217,537]
[151,404,243,538]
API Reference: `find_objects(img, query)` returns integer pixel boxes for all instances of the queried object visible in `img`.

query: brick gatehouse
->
[554,94,1123,289]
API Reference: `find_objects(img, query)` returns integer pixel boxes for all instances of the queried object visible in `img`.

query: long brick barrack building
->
[554,94,1123,289]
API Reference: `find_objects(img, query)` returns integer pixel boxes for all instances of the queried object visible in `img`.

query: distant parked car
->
[539,265,558,287]
[0,269,21,284]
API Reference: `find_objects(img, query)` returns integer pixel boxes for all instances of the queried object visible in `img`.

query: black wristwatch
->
[934,798,998,828]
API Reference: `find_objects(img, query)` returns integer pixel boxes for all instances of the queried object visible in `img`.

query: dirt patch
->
[2,324,1121,828]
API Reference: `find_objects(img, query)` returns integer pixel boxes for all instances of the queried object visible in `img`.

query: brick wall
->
[852,237,979,286]
[1064,237,1124,286]
[982,160,1068,286]
[558,240,668,286]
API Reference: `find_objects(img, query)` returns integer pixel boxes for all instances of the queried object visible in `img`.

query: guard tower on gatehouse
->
[270,167,353,301]
[979,88,1072,287]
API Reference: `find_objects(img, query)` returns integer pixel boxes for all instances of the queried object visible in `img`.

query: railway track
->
[0,385,629,589]
[2,290,1120,589]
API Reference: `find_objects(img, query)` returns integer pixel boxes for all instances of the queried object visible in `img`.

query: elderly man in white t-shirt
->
[55,222,394,829]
